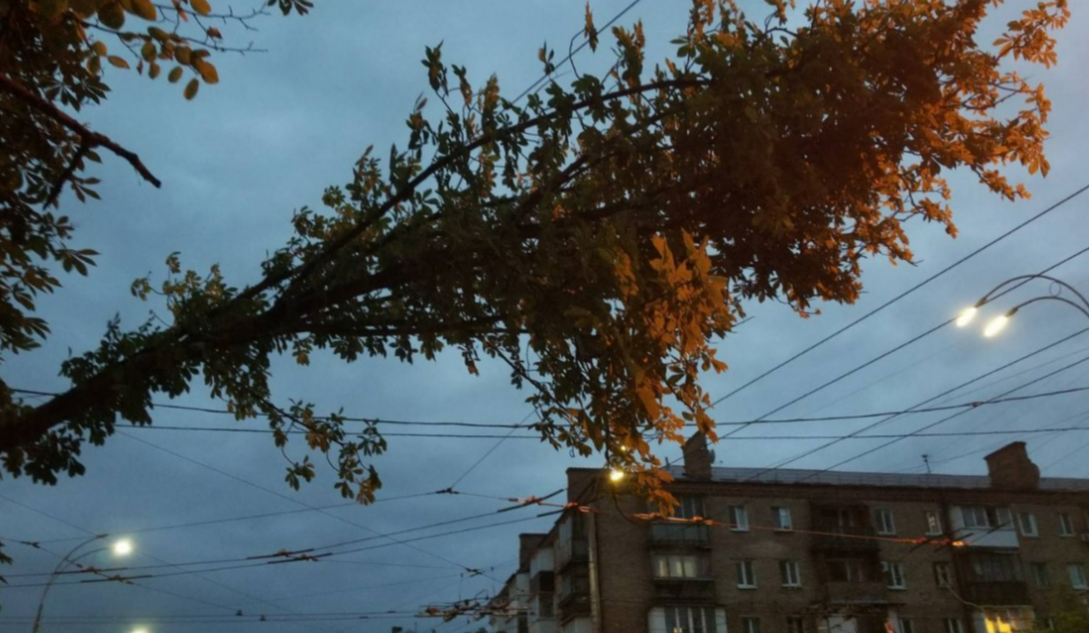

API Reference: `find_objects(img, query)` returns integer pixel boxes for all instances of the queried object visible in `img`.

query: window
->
[729,505,749,531]
[961,506,1012,529]
[980,608,1033,633]
[1068,563,1088,589]
[786,617,805,633]
[925,510,944,536]
[945,619,964,633]
[1045,618,1056,630]
[678,496,705,519]
[882,561,907,589]
[1031,563,1051,588]
[826,558,871,583]
[736,560,757,588]
[780,560,801,587]
[1058,512,1075,537]
[970,552,1024,582]
[901,619,916,633]
[653,554,707,579]
[934,562,953,588]
[652,606,720,633]
[1018,512,1038,537]
[773,506,793,531]
[741,617,761,633]
[875,509,896,535]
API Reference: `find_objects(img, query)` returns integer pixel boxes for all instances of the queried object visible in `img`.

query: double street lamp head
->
[955,304,1013,338]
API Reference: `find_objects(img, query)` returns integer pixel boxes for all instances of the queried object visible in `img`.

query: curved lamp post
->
[31,534,133,633]
[956,274,1089,337]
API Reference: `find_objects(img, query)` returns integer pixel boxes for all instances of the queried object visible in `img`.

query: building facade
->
[488,440,1089,633]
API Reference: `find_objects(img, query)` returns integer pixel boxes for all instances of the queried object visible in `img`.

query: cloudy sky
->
[2,0,1088,631]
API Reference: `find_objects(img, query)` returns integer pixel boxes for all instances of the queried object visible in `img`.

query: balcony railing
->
[530,571,555,595]
[812,526,881,551]
[557,592,591,623]
[650,523,709,545]
[962,581,1031,606]
[825,581,889,604]
[557,539,588,569]
[651,578,715,602]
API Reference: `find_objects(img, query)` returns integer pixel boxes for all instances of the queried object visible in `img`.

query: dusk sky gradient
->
[2,1,1088,632]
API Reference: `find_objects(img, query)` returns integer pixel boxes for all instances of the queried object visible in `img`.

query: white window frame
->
[786,617,804,633]
[1068,563,1088,589]
[651,606,723,633]
[773,506,793,531]
[945,619,965,633]
[1018,512,1039,538]
[925,510,944,536]
[741,617,761,633]
[875,509,896,535]
[1031,562,1050,588]
[780,560,801,587]
[934,562,953,588]
[1058,512,1075,537]
[729,505,750,532]
[882,561,907,589]
[736,560,757,588]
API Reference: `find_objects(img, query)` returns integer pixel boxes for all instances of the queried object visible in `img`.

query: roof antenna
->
[923,454,932,475]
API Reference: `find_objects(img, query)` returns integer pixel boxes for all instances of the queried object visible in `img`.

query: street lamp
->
[957,274,1089,338]
[31,534,134,633]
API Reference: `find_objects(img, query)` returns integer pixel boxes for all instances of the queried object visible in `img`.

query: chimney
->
[683,432,713,480]
[985,442,1040,490]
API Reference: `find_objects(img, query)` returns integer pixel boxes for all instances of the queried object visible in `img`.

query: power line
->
[710,181,1089,410]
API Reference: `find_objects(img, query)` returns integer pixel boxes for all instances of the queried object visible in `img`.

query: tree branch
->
[0,72,162,189]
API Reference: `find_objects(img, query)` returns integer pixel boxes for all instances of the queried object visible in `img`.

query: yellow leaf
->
[184,77,199,100]
[190,0,212,15]
[131,0,156,20]
[107,55,130,69]
[194,59,218,84]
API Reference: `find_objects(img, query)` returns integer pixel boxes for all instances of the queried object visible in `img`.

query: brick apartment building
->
[486,439,1089,633]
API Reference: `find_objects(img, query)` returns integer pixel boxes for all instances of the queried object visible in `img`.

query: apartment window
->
[729,505,750,531]
[901,620,916,633]
[961,506,1011,529]
[1031,563,1051,588]
[1058,512,1075,537]
[934,562,953,588]
[678,496,706,519]
[736,560,757,588]
[1018,512,1039,537]
[654,606,719,633]
[875,509,896,535]
[653,554,707,579]
[945,619,965,633]
[780,560,801,587]
[786,617,805,633]
[925,510,944,535]
[826,558,871,583]
[741,617,762,633]
[772,506,793,531]
[1068,563,1088,589]
[1045,618,1056,630]
[882,561,907,589]
[970,552,1023,582]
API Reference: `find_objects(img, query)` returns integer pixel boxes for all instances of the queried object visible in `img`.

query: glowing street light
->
[958,274,1089,339]
[32,535,134,633]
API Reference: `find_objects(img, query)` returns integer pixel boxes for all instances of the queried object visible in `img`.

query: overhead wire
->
[708,181,1089,409]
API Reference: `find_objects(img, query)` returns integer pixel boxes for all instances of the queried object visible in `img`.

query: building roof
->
[663,465,1089,492]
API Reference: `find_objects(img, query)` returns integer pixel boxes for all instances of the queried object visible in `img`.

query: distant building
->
[486,439,1089,633]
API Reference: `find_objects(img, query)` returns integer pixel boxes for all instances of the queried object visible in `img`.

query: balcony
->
[651,578,715,602]
[825,581,889,604]
[812,526,881,551]
[650,523,709,546]
[530,571,555,595]
[557,592,591,623]
[557,539,588,570]
[962,581,1031,606]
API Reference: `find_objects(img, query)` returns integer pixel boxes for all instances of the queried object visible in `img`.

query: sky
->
[2,0,1089,632]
